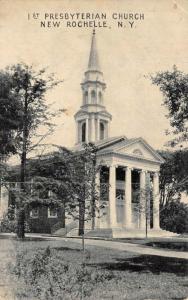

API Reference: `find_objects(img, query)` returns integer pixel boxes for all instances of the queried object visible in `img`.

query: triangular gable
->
[114,138,164,163]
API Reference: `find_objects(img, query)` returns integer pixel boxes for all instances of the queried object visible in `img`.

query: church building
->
[73,30,173,238]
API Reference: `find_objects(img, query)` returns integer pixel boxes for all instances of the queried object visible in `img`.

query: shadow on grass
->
[53,246,81,252]
[88,255,188,276]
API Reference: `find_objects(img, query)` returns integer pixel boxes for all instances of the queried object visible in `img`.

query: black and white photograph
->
[0,0,188,299]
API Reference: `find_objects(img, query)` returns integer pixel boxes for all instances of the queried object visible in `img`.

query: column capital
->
[109,164,118,169]
[139,169,148,174]
[125,166,133,171]
[153,171,160,177]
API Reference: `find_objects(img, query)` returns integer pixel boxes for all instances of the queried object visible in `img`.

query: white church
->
[72,30,176,238]
[0,31,176,237]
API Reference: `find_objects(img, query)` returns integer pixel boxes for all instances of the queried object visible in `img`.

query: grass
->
[112,237,188,251]
[5,238,188,300]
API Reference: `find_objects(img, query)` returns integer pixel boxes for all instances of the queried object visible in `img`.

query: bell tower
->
[75,30,112,144]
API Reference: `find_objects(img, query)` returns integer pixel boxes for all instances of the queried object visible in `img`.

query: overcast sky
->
[1,0,188,154]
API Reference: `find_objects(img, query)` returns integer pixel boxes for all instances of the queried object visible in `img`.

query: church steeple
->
[88,29,101,71]
[74,31,112,145]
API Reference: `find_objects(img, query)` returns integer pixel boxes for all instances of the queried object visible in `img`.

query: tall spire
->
[88,29,101,71]
[74,30,112,145]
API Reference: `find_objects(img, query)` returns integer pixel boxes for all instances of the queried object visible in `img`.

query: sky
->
[0,0,188,155]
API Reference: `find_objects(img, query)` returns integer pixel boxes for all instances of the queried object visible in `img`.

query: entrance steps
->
[66,228,113,238]
[53,225,178,239]
[85,228,112,238]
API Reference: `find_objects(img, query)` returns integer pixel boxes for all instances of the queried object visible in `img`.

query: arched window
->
[84,91,88,104]
[100,122,105,140]
[91,90,96,104]
[82,122,86,142]
[98,91,103,104]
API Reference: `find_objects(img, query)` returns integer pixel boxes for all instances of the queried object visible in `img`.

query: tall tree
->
[159,149,188,208]
[0,63,63,238]
[0,71,23,158]
[29,143,106,236]
[150,66,188,147]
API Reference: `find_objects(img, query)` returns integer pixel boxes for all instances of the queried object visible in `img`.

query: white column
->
[124,167,132,228]
[109,165,117,228]
[140,170,146,230]
[106,122,109,139]
[91,115,95,142]
[108,121,111,138]
[85,118,89,143]
[153,172,160,229]
[96,117,100,141]
[95,170,100,228]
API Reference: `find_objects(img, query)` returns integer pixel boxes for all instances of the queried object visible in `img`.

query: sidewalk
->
[65,237,188,259]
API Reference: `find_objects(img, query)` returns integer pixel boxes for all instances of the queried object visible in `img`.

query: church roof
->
[87,30,101,72]
[95,136,126,149]
[71,136,126,152]
[97,136,165,164]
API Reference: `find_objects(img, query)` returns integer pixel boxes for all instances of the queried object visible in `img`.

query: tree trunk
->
[91,188,95,230]
[62,200,65,228]
[79,199,85,236]
[17,208,25,239]
[17,95,28,239]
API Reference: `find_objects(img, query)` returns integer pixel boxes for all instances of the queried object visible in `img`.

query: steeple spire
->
[74,31,112,145]
[88,29,100,71]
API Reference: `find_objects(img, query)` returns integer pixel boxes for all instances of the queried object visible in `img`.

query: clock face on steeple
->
[74,31,112,145]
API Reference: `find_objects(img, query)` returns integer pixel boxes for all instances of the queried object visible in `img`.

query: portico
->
[95,142,162,236]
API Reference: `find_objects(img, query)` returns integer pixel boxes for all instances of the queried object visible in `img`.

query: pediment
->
[113,138,164,163]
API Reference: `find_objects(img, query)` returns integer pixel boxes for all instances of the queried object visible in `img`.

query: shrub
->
[11,246,114,299]
[160,200,188,233]
[0,213,30,233]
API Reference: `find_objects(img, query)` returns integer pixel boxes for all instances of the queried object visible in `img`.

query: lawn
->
[3,237,188,300]
[112,237,188,251]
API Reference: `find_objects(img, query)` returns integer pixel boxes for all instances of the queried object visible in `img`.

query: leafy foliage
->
[160,200,188,233]
[0,63,64,238]
[29,143,107,235]
[158,149,188,233]
[0,71,22,156]
[158,149,188,208]
[11,246,113,300]
[150,66,188,147]
[0,63,63,157]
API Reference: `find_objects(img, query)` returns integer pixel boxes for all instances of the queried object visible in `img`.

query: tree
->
[150,66,188,147]
[160,200,188,233]
[0,63,63,238]
[133,180,153,238]
[0,71,22,158]
[158,150,188,207]
[158,149,188,233]
[29,143,107,237]
[48,143,102,236]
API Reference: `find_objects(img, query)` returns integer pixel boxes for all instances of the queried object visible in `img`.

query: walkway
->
[0,233,187,260]
[63,237,188,260]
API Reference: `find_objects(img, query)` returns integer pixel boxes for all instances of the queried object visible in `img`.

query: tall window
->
[82,122,86,142]
[91,90,96,104]
[84,91,88,105]
[100,122,105,140]
[98,91,103,104]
